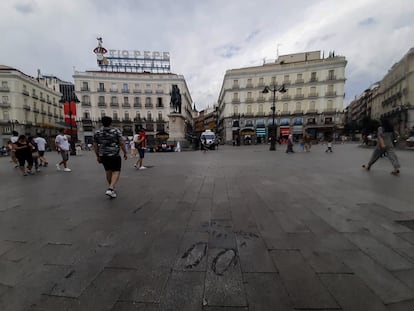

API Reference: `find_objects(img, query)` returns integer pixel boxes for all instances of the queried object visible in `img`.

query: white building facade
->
[0,65,63,145]
[217,51,347,144]
[73,70,194,147]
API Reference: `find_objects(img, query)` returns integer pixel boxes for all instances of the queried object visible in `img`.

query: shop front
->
[240,128,255,145]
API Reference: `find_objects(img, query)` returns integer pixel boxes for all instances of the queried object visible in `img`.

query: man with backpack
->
[93,116,128,198]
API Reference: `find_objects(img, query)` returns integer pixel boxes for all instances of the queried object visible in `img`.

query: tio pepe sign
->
[108,50,170,60]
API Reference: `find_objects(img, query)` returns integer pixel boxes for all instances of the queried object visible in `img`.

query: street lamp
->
[262,84,287,150]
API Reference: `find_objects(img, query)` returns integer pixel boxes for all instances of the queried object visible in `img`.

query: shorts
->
[137,147,145,158]
[17,155,33,167]
[60,150,69,161]
[101,155,122,172]
[39,151,45,157]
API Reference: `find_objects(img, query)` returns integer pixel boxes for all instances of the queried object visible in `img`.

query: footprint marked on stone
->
[212,249,237,275]
[181,242,207,269]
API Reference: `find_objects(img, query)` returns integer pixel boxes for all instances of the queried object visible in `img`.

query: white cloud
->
[1,0,413,109]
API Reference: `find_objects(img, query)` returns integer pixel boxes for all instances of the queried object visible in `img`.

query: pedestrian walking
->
[362,118,401,175]
[134,128,147,169]
[10,131,19,167]
[325,138,333,152]
[129,139,137,158]
[28,136,40,172]
[93,116,128,198]
[55,129,71,172]
[286,134,294,153]
[34,133,48,167]
[12,135,34,176]
[304,134,312,152]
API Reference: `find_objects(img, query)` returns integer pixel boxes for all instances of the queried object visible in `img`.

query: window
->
[136,111,141,118]
[98,83,105,91]
[247,92,252,100]
[233,105,238,114]
[233,80,239,88]
[283,75,289,82]
[82,95,90,103]
[125,112,129,120]
[283,103,288,112]
[84,111,90,119]
[310,87,316,95]
[259,77,264,86]
[327,100,333,110]
[3,110,9,120]
[158,111,162,120]
[82,81,89,91]
[247,105,252,114]
[157,97,163,107]
[328,70,335,80]
[145,97,151,105]
[309,101,316,111]
[271,76,276,85]
[124,97,129,104]
[328,85,334,92]
[111,96,118,104]
[147,111,152,120]
[1,81,8,88]
[247,79,252,87]
[2,96,9,103]
[113,111,118,120]
[134,97,141,105]
[297,73,302,80]
[311,72,317,81]
[296,102,301,111]
[233,93,239,101]
[259,104,263,113]
[296,88,302,95]
[122,83,128,92]
[99,96,105,103]
[111,83,117,92]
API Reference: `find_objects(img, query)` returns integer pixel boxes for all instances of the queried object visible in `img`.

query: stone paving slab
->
[1,144,414,310]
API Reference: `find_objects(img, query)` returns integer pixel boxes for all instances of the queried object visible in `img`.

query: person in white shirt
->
[34,133,48,167]
[10,131,19,167]
[55,129,71,172]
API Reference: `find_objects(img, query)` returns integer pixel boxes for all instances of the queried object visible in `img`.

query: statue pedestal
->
[168,113,186,145]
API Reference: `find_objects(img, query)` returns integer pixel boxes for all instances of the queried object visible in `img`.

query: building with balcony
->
[73,70,194,147]
[371,47,414,135]
[217,51,347,144]
[0,65,63,145]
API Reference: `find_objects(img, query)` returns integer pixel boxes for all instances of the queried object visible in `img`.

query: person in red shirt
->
[134,128,147,170]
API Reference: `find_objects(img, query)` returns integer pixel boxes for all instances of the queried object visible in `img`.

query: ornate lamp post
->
[262,84,287,150]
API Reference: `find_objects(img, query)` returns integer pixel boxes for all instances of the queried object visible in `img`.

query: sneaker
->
[139,166,147,170]
[27,170,35,175]
[63,168,72,172]
[36,168,41,172]
[391,169,400,176]
[56,163,61,171]
[362,165,370,171]
[105,189,117,198]
[23,172,28,176]
[44,162,48,167]
[133,164,138,169]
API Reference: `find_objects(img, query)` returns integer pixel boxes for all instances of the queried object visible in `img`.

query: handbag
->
[32,151,40,158]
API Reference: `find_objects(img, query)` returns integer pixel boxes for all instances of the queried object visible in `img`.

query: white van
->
[200,130,217,150]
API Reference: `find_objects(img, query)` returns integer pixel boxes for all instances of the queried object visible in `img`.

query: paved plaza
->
[1,143,414,311]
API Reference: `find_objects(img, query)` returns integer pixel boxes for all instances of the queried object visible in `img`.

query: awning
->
[155,131,169,139]
[280,127,291,136]
[56,121,77,128]
[256,128,266,136]
[240,128,255,136]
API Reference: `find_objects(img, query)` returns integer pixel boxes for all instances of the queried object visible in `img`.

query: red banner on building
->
[63,102,77,126]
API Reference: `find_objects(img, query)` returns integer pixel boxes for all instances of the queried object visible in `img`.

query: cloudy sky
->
[1,0,413,110]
